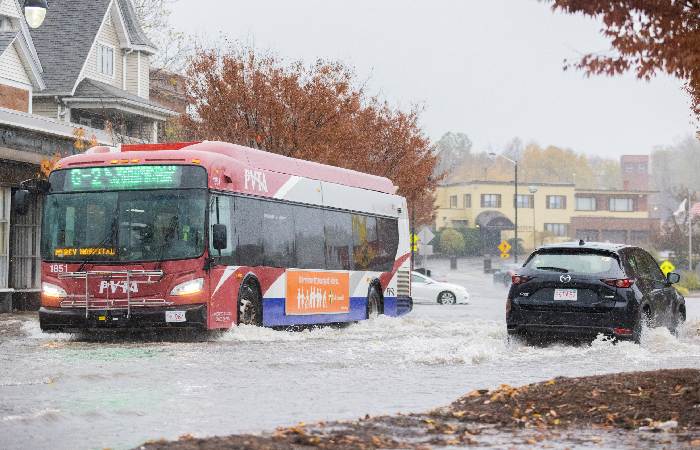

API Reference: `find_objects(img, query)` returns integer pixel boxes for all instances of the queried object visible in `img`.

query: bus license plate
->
[554,289,577,301]
[165,311,186,322]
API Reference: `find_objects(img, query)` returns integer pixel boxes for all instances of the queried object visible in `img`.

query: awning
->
[475,210,515,230]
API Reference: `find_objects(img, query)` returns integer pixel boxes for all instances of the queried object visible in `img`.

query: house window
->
[463,194,471,208]
[449,195,458,208]
[544,223,568,237]
[546,195,567,209]
[97,43,114,77]
[609,197,634,212]
[481,194,501,208]
[0,188,9,289]
[515,194,534,208]
[576,197,597,211]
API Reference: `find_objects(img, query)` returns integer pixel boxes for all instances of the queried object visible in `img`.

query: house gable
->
[82,3,126,90]
[0,40,30,86]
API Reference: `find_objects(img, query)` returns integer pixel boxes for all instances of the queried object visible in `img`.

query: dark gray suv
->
[506,242,686,343]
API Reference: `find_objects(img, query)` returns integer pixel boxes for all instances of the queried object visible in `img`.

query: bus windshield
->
[41,189,206,262]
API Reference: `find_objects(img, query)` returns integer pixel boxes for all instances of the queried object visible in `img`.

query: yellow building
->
[435,181,659,252]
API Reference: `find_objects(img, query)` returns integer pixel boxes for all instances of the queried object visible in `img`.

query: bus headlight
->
[170,278,204,296]
[42,282,67,298]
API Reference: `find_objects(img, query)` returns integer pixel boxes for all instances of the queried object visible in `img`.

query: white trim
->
[0,106,114,144]
[110,0,133,49]
[96,41,117,79]
[136,51,141,95]
[71,0,115,96]
[3,31,45,90]
[62,97,177,119]
[12,0,43,73]
[122,53,127,89]
[0,75,31,91]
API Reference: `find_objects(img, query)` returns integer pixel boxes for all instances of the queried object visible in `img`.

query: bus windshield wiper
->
[76,217,118,273]
[536,266,569,273]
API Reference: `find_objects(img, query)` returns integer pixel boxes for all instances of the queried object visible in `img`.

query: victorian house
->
[0,0,176,311]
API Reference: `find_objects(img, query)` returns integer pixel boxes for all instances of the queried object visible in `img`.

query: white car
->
[411,271,470,305]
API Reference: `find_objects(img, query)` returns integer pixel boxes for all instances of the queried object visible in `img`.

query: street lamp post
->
[528,185,538,249]
[23,0,49,29]
[489,153,519,263]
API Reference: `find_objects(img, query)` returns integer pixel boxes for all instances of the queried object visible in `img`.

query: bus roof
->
[58,141,398,195]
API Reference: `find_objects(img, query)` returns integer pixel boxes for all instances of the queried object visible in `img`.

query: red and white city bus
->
[26,141,412,331]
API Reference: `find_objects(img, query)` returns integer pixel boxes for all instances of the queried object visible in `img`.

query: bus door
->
[208,195,237,328]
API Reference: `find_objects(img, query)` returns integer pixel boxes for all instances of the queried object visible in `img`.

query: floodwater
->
[1,258,699,450]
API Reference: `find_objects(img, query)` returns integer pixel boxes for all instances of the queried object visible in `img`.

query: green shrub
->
[677,271,700,291]
[675,285,690,297]
[439,228,465,256]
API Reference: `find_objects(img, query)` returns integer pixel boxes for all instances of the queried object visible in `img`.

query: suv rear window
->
[524,250,624,276]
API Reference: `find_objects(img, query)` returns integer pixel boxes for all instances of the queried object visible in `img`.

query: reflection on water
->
[1,309,699,450]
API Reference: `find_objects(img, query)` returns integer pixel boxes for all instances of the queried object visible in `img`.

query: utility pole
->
[689,190,693,271]
[514,163,519,263]
[411,198,415,272]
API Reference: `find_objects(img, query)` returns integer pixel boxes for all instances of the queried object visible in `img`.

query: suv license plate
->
[554,289,577,301]
[165,311,186,322]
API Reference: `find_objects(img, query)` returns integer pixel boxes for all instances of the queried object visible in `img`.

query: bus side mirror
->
[212,224,227,250]
[13,189,31,216]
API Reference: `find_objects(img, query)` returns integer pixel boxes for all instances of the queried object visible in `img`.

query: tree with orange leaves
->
[38,128,98,178]
[549,0,700,119]
[181,46,439,223]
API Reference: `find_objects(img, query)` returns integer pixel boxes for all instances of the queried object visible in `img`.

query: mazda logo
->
[560,274,572,283]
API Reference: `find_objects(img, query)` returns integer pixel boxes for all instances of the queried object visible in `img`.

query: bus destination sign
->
[67,165,181,191]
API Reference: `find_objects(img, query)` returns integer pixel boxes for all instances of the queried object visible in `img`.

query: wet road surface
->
[1,258,699,450]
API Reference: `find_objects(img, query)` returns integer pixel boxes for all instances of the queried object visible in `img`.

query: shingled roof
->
[0,31,17,55]
[28,0,156,96]
[70,78,176,116]
[116,0,155,48]
[28,0,111,95]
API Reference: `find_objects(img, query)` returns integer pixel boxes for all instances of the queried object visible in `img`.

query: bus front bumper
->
[39,305,208,332]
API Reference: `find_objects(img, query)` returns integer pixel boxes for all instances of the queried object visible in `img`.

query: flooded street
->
[2,258,700,450]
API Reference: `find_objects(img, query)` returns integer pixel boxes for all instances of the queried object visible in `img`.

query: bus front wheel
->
[238,281,262,326]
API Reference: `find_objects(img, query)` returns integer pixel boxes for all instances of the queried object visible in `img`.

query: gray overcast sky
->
[171,0,695,157]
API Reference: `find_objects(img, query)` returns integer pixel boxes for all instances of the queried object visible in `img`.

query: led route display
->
[49,165,208,192]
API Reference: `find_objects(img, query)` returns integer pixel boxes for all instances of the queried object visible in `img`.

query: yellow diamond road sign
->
[498,240,512,254]
[660,260,675,276]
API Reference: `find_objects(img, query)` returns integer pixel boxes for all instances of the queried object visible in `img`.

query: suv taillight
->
[602,278,635,289]
[511,275,531,285]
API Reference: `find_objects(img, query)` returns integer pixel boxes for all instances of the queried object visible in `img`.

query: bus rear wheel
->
[238,281,262,326]
[367,285,382,319]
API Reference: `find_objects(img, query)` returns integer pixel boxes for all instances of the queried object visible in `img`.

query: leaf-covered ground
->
[135,369,700,449]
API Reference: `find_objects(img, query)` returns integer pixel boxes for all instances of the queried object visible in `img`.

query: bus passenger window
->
[372,218,399,271]
[324,210,353,270]
[294,205,325,269]
[233,196,263,266]
[262,202,295,268]
[352,215,377,271]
